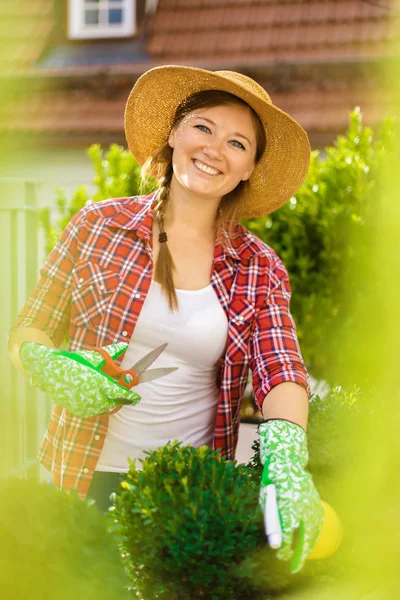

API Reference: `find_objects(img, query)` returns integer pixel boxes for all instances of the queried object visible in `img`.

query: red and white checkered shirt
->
[10,194,311,498]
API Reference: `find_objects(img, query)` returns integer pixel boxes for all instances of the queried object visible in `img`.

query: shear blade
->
[138,367,178,383]
[130,343,168,375]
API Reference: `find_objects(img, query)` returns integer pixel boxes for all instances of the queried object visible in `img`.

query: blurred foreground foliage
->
[40,109,397,386]
[0,479,131,600]
[2,382,398,599]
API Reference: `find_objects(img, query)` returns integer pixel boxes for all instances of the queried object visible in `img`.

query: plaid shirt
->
[10,194,310,499]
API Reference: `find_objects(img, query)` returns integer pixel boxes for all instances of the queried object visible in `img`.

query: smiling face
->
[168,103,257,204]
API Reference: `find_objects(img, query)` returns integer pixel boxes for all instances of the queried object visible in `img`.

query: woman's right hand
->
[19,342,141,418]
[8,327,56,375]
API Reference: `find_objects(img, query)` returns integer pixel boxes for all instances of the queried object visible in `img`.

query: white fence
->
[0,178,53,480]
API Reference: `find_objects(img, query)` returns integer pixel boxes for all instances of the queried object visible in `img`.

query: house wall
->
[0,146,95,207]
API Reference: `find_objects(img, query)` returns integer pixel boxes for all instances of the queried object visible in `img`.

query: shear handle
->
[96,347,139,389]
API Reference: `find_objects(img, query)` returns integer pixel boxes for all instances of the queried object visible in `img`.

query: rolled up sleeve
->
[249,259,311,410]
[9,210,83,347]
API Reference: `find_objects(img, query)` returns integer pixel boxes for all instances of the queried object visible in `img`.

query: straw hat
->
[124,65,310,218]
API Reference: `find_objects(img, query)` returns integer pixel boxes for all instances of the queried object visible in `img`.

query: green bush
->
[109,442,295,600]
[0,478,131,600]
[248,384,371,493]
[247,384,365,498]
[242,109,397,384]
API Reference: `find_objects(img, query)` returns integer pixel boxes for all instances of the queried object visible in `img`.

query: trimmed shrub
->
[109,442,296,600]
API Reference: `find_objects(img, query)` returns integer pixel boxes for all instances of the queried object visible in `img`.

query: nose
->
[202,136,224,160]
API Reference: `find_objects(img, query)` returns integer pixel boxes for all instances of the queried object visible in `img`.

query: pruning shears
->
[96,342,177,390]
[57,342,178,398]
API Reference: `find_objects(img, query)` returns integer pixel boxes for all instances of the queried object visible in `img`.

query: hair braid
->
[153,161,179,311]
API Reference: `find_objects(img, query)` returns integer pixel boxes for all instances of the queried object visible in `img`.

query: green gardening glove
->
[19,342,141,418]
[258,419,324,573]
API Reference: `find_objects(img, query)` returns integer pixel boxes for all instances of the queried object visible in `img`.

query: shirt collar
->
[100,193,260,262]
[100,193,155,241]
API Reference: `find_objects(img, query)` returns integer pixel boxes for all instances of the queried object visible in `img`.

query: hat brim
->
[124,65,310,218]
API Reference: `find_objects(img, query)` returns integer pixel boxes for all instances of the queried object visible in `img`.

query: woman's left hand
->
[258,419,324,573]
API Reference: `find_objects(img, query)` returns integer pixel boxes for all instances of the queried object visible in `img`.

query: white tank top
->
[96,279,229,472]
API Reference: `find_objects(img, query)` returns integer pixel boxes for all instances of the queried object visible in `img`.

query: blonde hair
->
[141,90,266,311]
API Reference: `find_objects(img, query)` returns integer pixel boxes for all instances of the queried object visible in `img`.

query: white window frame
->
[68,0,136,40]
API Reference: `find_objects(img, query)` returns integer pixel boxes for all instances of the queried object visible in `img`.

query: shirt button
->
[135,293,141,299]
[83,468,89,474]
[99,285,105,291]
[78,277,84,284]
[122,331,128,337]
[94,435,100,441]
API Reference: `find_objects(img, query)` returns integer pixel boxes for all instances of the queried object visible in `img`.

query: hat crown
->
[215,71,272,105]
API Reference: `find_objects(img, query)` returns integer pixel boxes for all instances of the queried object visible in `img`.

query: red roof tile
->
[147,0,398,63]
[2,0,397,77]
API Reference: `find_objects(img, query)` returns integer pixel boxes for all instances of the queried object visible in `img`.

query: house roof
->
[147,0,398,66]
[0,0,397,141]
[2,0,397,76]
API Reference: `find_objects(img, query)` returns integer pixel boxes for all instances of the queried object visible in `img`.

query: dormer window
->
[68,0,136,39]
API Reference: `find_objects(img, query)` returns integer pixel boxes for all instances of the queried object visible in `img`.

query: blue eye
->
[195,124,210,133]
[230,140,245,150]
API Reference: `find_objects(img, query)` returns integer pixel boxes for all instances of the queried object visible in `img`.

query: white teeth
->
[193,160,221,176]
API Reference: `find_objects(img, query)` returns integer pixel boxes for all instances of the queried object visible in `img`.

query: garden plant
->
[109,442,290,600]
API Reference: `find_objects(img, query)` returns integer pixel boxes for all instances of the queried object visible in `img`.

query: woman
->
[8,66,323,572]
